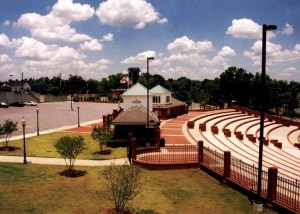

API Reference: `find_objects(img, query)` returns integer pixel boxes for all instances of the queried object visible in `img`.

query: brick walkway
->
[161,112,203,145]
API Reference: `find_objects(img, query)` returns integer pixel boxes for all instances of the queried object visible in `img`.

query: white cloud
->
[51,0,95,22]
[282,23,294,36]
[217,46,236,57]
[0,54,11,63]
[227,18,276,39]
[3,20,10,26]
[80,39,103,51]
[101,33,113,42]
[167,36,213,53]
[95,0,167,29]
[16,0,94,42]
[15,37,86,61]
[121,50,156,64]
[295,44,300,51]
[278,67,297,80]
[244,40,300,67]
[0,34,10,47]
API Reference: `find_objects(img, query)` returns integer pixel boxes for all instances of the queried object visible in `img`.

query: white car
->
[24,101,38,106]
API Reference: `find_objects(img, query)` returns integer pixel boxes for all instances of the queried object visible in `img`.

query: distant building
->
[121,82,154,111]
[2,81,31,92]
[150,85,187,119]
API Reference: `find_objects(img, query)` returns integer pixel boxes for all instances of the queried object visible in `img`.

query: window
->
[153,96,161,103]
[166,96,170,103]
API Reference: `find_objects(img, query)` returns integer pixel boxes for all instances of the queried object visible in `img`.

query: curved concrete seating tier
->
[191,117,300,179]
[186,109,300,179]
[288,128,300,146]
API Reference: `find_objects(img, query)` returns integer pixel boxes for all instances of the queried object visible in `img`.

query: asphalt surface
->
[0,101,119,137]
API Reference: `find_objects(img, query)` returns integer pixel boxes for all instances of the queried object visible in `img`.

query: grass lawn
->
[1,132,127,160]
[0,163,277,214]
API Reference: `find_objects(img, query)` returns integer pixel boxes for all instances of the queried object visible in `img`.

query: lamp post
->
[21,117,27,164]
[146,57,154,146]
[77,104,80,127]
[36,107,39,136]
[256,24,277,203]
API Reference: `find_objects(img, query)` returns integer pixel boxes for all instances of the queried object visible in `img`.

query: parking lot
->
[0,101,118,137]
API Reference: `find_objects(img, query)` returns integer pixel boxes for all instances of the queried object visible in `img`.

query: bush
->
[54,135,85,172]
[102,163,141,213]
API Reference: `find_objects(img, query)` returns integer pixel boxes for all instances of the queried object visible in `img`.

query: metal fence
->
[134,143,300,213]
[202,147,224,175]
[276,175,300,211]
[136,144,198,163]
[230,158,268,196]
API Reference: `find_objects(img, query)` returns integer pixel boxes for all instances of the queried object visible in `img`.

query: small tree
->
[102,163,141,214]
[91,126,114,152]
[54,135,85,174]
[0,120,18,150]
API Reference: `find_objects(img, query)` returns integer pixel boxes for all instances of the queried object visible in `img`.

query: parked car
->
[23,101,38,106]
[10,102,25,107]
[0,102,8,108]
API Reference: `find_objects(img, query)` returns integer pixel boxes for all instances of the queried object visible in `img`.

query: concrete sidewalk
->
[0,155,129,166]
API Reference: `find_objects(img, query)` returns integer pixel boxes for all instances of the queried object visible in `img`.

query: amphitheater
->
[160,107,300,180]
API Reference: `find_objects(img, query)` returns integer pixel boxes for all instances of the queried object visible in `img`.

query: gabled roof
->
[150,84,172,94]
[121,82,153,96]
[112,105,159,125]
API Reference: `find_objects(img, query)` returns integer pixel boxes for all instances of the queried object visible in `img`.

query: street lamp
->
[36,107,39,136]
[256,24,277,203]
[77,104,80,127]
[21,117,27,164]
[146,57,154,146]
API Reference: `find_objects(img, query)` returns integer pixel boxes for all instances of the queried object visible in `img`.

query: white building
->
[121,82,153,111]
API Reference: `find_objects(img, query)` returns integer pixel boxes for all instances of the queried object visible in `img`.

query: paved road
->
[0,101,119,137]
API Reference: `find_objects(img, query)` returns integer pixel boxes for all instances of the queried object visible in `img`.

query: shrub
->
[54,135,85,172]
[102,163,141,214]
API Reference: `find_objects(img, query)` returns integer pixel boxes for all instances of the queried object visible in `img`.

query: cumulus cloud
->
[121,50,156,64]
[282,23,294,36]
[217,46,236,57]
[167,36,213,53]
[0,54,11,63]
[0,34,11,47]
[100,33,113,42]
[3,20,10,26]
[80,39,103,51]
[227,18,275,39]
[278,67,297,80]
[16,0,94,42]
[244,40,300,67]
[95,0,167,29]
[14,37,86,61]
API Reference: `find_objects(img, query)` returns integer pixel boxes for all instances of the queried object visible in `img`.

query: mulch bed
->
[0,146,21,151]
[99,208,134,214]
[59,169,87,178]
[93,149,112,155]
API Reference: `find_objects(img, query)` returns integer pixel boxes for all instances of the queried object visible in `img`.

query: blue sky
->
[0,0,300,82]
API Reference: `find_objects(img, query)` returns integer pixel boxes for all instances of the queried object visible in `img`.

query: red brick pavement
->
[62,112,205,146]
[161,112,205,145]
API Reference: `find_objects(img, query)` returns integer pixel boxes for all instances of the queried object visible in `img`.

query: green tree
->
[54,136,85,172]
[91,126,114,152]
[0,120,18,150]
[102,163,141,214]
[220,67,253,107]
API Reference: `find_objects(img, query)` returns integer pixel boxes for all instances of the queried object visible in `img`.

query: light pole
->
[21,117,27,164]
[146,57,154,146]
[77,104,80,127]
[36,107,39,136]
[256,24,277,203]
